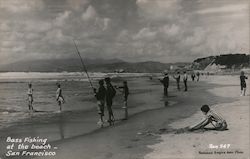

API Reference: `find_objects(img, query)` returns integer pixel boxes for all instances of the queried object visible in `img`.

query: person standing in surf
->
[56,83,65,112]
[183,71,188,91]
[105,77,116,126]
[173,72,181,91]
[94,80,106,127]
[191,72,196,81]
[240,71,248,96]
[196,72,200,81]
[159,72,169,96]
[27,83,34,111]
[117,81,129,120]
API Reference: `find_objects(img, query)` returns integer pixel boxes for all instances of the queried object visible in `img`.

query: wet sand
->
[0,75,247,159]
[145,76,249,159]
[0,76,165,158]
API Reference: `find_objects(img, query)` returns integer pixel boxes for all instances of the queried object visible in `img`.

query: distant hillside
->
[88,61,180,73]
[0,58,189,73]
[191,53,250,71]
[0,58,123,72]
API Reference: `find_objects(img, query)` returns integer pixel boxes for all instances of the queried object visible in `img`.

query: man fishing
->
[73,40,107,125]
[105,77,116,126]
[94,80,106,127]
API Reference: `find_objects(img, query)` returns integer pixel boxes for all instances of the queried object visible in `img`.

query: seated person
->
[188,105,227,131]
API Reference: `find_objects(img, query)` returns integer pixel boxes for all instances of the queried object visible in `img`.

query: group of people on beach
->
[27,83,65,111]
[26,70,247,131]
[158,70,248,132]
[93,77,129,126]
[26,77,129,127]
[187,71,248,132]
[159,71,197,96]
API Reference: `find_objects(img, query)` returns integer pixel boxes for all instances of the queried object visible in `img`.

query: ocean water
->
[0,72,156,129]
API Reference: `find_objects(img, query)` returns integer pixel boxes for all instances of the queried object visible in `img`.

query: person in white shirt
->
[56,83,65,112]
[188,105,227,131]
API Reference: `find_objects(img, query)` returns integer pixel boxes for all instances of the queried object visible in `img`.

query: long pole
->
[73,40,94,91]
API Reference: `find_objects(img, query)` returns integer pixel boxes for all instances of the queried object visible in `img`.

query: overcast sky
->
[0,0,249,64]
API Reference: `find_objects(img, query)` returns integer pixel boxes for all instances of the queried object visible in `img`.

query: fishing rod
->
[73,39,95,91]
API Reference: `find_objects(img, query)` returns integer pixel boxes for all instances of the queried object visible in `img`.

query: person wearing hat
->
[94,79,106,127]
[159,72,169,96]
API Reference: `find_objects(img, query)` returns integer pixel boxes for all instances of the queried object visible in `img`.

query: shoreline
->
[42,77,236,159]
[0,75,243,159]
[145,76,249,159]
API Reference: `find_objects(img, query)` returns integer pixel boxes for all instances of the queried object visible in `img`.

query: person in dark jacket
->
[94,79,106,127]
[196,72,200,81]
[240,71,248,96]
[159,73,169,96]
[183,71,188,91]
[191,73,196,81]
[105,77,116,125]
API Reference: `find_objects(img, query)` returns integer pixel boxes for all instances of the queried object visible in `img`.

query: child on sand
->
[94,80,106,127]
[240,71,248,96]
[56,83,65,112]
[188,105,227,131]
[27,83,34,111]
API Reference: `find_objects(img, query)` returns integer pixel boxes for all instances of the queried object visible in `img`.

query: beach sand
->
[0,75,249,159]
[145,76,249,159]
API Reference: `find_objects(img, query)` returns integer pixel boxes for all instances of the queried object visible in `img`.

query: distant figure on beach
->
[94,80,106,127]
[240,71,248,96]
[196,72,200,81]
[27,83,34,111]
[183,71,188,91]
[159,73,169,96]
[56,83,65,112]
[173,72,180,91]
[105,77,116,125]
[188,105,227,131]
[191,73,195,81]
[117,81,129,120]
[149,75,153,80]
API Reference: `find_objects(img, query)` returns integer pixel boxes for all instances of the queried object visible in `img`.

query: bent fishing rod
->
[73,39,95,92]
